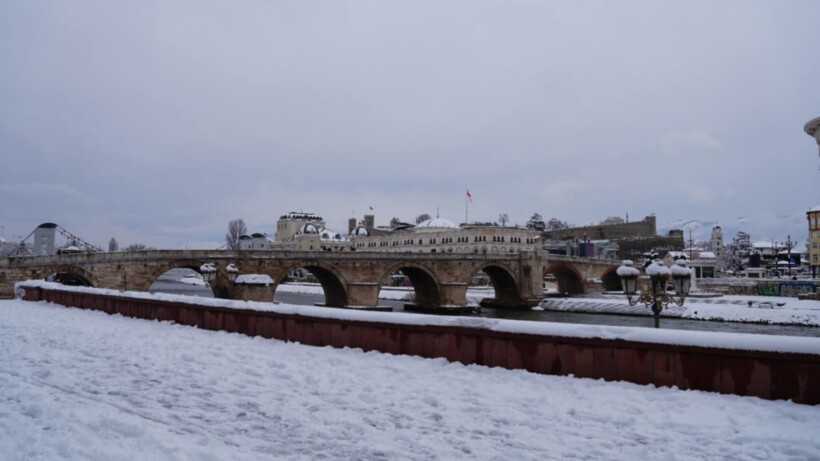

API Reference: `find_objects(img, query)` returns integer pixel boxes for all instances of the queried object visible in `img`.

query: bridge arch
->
[274,261,348,308]
[149,261,211,284]
[379,262,441,309]
[601,267,622,292]
[462,262,521,306]
[544,262,584,295]
[44,265,95,287]
[147,261,217,296]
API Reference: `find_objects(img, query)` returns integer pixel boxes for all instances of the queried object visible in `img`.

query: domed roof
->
[299,223,320,234]
[350,226,369,236]
[416,218,459,229]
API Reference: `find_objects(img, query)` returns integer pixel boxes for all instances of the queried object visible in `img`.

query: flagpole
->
[465,192,468,224]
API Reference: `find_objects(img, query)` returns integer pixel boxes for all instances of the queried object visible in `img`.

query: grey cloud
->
[1,0,818,246]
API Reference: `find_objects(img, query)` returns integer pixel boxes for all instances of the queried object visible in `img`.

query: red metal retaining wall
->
[19,285,820,405]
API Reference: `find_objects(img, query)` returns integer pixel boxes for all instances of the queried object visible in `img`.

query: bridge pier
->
[231,284,274,303]
[439,282,468,307]
[345,282,380,308]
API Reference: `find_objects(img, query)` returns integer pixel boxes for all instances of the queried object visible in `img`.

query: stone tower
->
[710,225,723,255]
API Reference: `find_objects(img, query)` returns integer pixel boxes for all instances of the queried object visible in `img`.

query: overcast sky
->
[2,0,819,249]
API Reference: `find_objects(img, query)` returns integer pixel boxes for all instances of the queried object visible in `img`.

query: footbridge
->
[0,250,620,309]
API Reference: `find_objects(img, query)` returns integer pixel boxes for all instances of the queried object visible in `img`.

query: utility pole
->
[687,229,694,261]
[787,235,793,277]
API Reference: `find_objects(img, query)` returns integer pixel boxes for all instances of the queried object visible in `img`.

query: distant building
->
[539,215,683,261]
[292,223,351,252]
[32,223,57,256]
[541,239,618,260]
[275,212,325,242]
[541,215,657,241]
[710,225,723,255]
[351,217,540,254]
[808,204,820,278]
[239,233,271,250]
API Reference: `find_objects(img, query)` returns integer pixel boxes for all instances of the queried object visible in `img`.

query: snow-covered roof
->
[299,223,320,235]
[752,241,777,249]
[779,246,807,254]
[810,204,820,212]
[318,229,347,241]
[235,274,274,285]
[697,251,716,259]
[280,211,323,221]
[416,218,459,229]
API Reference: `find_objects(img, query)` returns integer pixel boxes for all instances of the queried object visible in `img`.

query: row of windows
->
[366,246,525,254]
[355,235,537,248]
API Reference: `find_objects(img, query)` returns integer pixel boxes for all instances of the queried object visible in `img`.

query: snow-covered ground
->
[1,299,819,461]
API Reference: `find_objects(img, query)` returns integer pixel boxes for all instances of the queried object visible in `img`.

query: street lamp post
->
[786,235,793,278]
[617,258,692,328]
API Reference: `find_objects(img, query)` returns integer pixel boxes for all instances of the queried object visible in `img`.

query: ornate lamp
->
[616,260,639,296]
[200,263,217,284]
[226,263,239,283]
[671,260,692,298]
[616,257,691,328]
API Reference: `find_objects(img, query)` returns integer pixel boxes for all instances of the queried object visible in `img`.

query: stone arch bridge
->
[0,250,620,309]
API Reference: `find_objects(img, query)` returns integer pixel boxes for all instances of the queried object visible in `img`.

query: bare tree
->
[225,218,248,250]
[415,213,432,224]
[498,213,509,227]
[124,243,150,251]
[389,217,402,228]
[108,237,119,252]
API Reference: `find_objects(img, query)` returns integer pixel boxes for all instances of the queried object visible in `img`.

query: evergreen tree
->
[526,213,547,231]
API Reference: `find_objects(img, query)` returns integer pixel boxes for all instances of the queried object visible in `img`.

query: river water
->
[148,276,820,338]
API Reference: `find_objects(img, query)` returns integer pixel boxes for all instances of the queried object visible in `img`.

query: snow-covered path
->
[1,300,818,460]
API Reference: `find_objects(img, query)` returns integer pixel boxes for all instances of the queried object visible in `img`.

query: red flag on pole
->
[466,190,472,202]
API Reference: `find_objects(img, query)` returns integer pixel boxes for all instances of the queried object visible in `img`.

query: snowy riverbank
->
[280,282,820,327]
[543,293,820,327]
[276,282,495,305]
[2,298,818,460]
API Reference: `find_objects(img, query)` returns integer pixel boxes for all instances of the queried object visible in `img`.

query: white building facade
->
[351,218,540,254]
